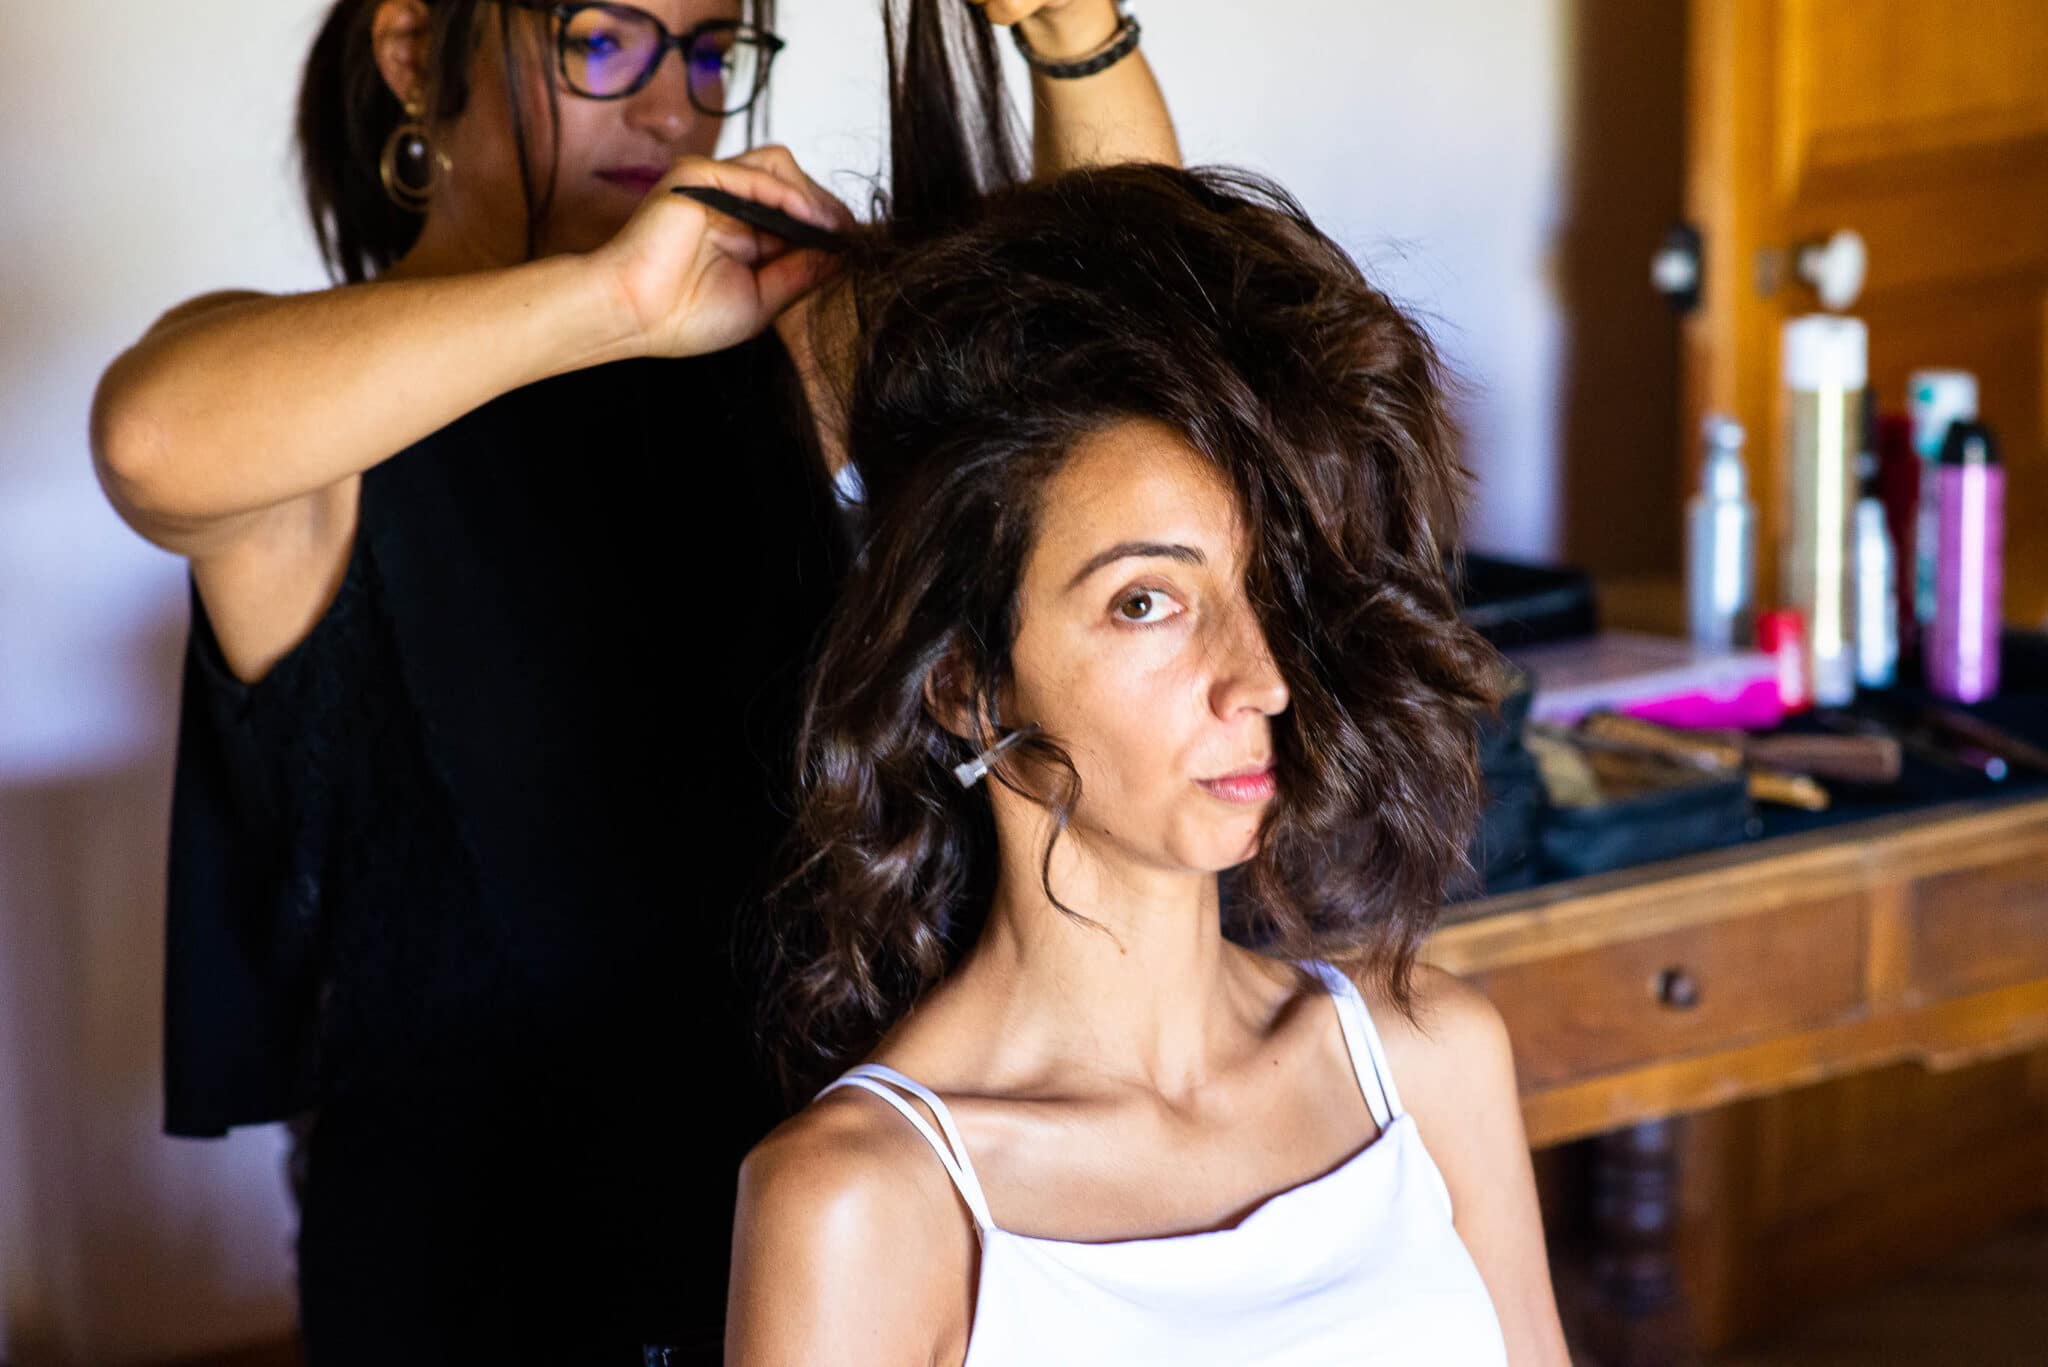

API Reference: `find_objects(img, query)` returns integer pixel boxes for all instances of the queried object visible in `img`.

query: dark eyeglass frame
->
[522,3,785,114]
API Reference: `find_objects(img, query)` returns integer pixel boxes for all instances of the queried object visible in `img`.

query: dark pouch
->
[1527,732,1755,879]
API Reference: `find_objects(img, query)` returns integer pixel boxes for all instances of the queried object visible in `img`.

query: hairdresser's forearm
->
[1020,6,1181,174]
[92,254,639,544]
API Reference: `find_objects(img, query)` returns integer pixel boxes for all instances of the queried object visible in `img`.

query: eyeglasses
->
[523,4,783,114]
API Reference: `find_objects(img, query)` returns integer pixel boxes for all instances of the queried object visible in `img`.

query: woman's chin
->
[1174,830,1267,875]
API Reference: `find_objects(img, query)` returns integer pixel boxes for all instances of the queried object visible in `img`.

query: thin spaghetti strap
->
[1306,961,1403,1127]
[816,1064,998,1233]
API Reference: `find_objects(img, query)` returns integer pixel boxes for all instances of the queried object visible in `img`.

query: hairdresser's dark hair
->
[296,0,777,283]
[755,2,1504,1101]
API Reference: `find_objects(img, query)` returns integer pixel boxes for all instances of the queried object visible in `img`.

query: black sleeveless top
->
[162,333,845,1354]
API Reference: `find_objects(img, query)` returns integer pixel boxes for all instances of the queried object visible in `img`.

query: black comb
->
[670,184,848,253]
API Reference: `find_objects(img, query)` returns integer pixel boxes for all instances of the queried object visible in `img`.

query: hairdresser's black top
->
[163,333,844,1354]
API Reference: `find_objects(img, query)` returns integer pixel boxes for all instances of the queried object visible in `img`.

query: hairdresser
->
[91,1,1176,1362]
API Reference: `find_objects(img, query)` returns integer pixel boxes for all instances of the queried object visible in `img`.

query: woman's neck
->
[383,203,531,282]
[957,820,1265,1102]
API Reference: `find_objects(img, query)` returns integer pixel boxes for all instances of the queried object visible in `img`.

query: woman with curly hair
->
[726,162,1572,1364]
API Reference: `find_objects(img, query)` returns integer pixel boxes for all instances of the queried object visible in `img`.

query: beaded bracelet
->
[1010,11,1142,80]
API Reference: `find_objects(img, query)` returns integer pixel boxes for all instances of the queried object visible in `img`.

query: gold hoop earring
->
[380,100,448,212]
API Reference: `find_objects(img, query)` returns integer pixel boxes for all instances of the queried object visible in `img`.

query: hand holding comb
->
[670,184,850,254]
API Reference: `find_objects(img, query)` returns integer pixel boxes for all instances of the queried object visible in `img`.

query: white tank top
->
[814,961,1510,1366]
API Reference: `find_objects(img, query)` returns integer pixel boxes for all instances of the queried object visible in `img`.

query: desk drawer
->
[1470,896,1867,1089]
[1907,854,2048,1003]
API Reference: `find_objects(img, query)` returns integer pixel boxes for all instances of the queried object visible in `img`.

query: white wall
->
[2,2,337,1361]
[0,2,1570,1359]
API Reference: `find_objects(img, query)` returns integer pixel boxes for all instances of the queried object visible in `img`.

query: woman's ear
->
[372,0,435,108]
[921,650,990,747]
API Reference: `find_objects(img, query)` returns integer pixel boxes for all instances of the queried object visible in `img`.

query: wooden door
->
[1683,0,2048,626]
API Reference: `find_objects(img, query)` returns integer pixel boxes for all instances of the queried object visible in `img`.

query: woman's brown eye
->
[1116,589,1180,625]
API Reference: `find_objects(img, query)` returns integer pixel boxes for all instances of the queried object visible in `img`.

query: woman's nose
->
[1211,611,1290,719]
[624,48,700,143]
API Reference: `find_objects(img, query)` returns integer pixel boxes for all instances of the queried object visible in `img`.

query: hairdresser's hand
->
[973,0,1123,59]
[593,145,856,360]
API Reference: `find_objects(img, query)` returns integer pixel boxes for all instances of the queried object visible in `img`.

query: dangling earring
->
[380,98,448,212]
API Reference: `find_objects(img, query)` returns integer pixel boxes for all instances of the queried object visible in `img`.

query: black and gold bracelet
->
[1010,11,1142,80]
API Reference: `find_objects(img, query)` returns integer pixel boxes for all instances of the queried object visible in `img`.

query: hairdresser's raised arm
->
[991,0,1181,172]
[95,262,625,556]
[92,151,847,561]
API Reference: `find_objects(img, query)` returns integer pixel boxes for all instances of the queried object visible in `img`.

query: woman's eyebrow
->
[1064,541,1206,593]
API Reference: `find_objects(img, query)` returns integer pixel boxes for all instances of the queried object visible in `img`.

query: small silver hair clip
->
[952,725,1040,789]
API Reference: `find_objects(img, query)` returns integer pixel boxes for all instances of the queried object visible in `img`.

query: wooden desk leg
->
[1581,1119,1701,1367]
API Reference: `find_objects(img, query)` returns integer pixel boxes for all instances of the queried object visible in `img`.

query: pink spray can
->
[1926,420,2003,703]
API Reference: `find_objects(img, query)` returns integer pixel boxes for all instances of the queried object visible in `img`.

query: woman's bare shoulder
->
[728,1085,979,1360]
[1346,960,1516,1120]
[739,1083,977,1241]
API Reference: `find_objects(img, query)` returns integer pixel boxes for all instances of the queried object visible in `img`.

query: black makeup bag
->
[1525,728,1756,879]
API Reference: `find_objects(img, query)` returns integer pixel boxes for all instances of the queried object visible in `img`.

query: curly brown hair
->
[744,0,1504,1100]
[751,155,1507,1102]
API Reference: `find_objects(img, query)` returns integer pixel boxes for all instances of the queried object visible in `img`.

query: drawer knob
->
[1656,967,1701,1010]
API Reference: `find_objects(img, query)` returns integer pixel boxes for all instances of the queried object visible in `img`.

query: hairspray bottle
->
[1782,316,1865,708]
[1686,415,1756,650]
[1907,370,1978,638]
[1926,420,2004,703]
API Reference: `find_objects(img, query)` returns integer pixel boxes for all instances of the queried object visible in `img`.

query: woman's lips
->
[1196,767,1276,803]
[596,167,664,194]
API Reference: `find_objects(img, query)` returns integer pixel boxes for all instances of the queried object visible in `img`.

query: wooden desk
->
[1425,791,2048,1363]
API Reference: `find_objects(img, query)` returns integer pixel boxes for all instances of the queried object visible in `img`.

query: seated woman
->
[726,156,1571,1365]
